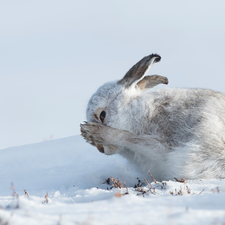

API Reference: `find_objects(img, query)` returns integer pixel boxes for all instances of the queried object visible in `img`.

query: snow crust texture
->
[0,135,225,225]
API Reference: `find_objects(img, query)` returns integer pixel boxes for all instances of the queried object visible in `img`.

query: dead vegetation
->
[169,186,184,196]
[134,178,144,188]
[169,177,207,196]
[111,176,126,189]
[42,193,49,204]
[148,170,158,183]
[211,187,221,193]
[136,178,156,197]
[110,177,129,197]
[169,177,191,196]
[10,183,18,199]
[199,189,205,195]
[109,171,168,197]
[24,190,29,197]
[107,172,215,198]
[10,182,19,209]
[135,173,169,197]
[5,182,53,210]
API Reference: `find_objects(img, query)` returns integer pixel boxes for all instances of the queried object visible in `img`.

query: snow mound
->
[0,135,225,224]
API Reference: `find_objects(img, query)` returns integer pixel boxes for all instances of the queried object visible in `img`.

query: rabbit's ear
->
[118,54,161,88]
[136,75,168,91]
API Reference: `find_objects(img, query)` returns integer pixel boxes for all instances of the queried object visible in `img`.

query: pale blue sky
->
[1,0,225,148]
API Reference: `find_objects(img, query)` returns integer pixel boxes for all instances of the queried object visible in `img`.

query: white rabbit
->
[81,54,225,180]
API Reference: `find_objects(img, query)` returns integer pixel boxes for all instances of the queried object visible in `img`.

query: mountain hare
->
[81,54,225,180]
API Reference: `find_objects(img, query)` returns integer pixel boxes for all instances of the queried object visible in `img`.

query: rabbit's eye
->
[100,111,106,123]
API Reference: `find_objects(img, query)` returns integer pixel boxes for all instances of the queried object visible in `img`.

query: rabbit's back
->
[124,88,225,179]
[142,88,225,147]
[110,88,225,149]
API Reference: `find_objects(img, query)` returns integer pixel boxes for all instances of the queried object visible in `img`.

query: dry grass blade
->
[148,170,158,183]
[144,178,153,189]
[42,193,49,204]
[10,182,18,198]
[177,186,183,195]
[186,186,191,194]
[169,184,192,196]
[10,182,19,209]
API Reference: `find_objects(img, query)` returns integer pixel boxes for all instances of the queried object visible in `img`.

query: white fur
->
[82,55,225,181]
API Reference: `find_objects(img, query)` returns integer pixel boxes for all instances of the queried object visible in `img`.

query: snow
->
[1,135,225,224]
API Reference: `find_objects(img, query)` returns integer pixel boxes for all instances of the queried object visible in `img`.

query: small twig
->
[199,188,205,195]
[10,182,19,208]
[148,170,158,183]
[11,182,18,198]
[124,188,129,195]
[186,186,191,194]
[42,193,49,204]
[135,178,156,196]
[24,190,29,197]
[70,197,76,204]
[177,186,183,195]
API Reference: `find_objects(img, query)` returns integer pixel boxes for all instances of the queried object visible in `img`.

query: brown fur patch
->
[137,75,168,90]
[96,144,104,153]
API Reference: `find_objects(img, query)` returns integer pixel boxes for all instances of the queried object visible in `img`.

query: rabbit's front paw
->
[80,123,96,146]
[80,122,108,145]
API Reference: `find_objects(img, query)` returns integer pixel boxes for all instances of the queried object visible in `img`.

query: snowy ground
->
[0,135,225,225]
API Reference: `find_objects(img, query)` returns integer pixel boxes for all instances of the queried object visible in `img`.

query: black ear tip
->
[164,78,169,85]
[151,54,161,63]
